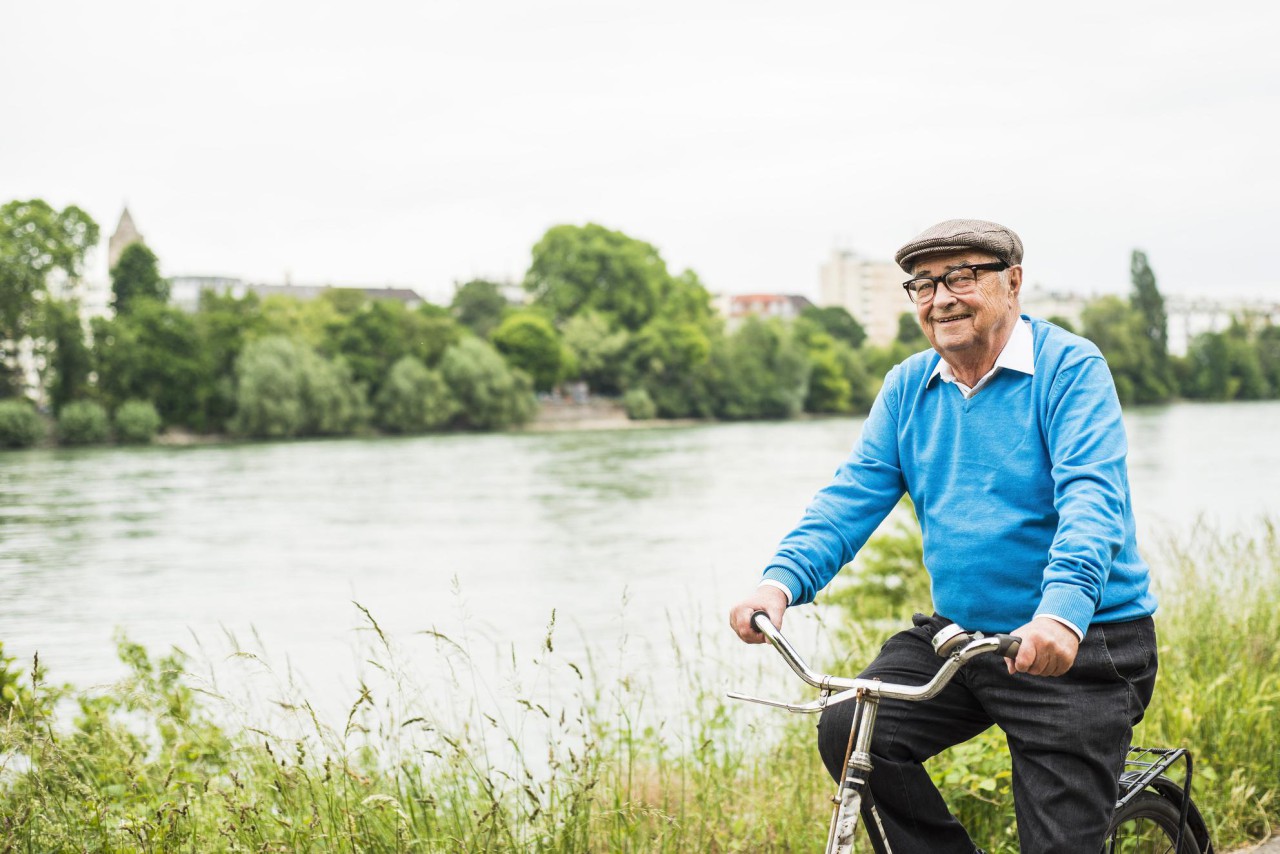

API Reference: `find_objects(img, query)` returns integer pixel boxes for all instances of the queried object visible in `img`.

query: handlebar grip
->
[996,634,1022,659]
[750,610,773,634]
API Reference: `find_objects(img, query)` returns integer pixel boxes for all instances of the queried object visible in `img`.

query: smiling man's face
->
[910,249,1023,367]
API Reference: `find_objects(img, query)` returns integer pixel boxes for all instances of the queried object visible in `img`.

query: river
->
[1,401,1277,722]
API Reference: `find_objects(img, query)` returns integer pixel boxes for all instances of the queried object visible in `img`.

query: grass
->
[1,522,1278,852]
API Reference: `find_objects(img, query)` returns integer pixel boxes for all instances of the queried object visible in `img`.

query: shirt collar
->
[927,317,1035,387]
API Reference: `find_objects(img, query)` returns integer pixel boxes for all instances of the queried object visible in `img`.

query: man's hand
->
[729,586,788,644]
[1006,616,1080,677]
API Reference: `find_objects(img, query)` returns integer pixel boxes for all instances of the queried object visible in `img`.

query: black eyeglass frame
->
[902,261,1009,303]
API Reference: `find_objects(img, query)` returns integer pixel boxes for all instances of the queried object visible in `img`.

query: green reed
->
[1,523,1277,852]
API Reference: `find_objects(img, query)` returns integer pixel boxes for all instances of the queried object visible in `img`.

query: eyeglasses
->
[902,262,1008,304]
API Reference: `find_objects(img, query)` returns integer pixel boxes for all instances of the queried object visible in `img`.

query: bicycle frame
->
[728,613,1020,854]
[731,614,1208,854]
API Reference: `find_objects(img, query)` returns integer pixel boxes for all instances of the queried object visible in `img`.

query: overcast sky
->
[4,0,1276,304]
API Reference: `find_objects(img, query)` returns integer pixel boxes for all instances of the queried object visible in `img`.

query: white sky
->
[4,0,1276,304]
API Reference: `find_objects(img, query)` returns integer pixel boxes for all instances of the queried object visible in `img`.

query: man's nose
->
[932,282,960,307]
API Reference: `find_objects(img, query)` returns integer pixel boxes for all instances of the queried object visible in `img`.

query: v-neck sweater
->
[763,316,1157,634]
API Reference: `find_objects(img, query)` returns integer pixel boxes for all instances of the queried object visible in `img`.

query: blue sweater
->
[763,317,1157,634]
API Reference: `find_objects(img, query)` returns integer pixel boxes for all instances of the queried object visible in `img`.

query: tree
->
[708,318,811,420]
[92,301,210,428]
[1184,320,1273,401]
[524,223,672,331]
[801,305,867,349]
[195,291,267,431]
[491,311,564,392]
[231,336,368,438]
[657,269,715,327]
[323,298,465,399]
[440,338,538,430]
[0,199,98,396]
[561,311,630,394]
[1129,250,1174,394]
[451,279,509,337]
[374,356,457,433]
[110,242,168,314]
[624,318,713,418]
[896,312,928,348]
[1129,250,1168,361]
[39,299,93,413]
[1080,297,1171,404]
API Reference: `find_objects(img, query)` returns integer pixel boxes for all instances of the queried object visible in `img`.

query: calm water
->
[1,401,1277,719]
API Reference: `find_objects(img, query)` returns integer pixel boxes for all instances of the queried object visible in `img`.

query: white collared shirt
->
[928,317,1035,397]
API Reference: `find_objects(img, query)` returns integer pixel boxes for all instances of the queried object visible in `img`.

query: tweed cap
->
[894,219,1024,273]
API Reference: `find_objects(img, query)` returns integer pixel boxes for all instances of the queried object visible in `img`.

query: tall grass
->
[1,523,1277,852]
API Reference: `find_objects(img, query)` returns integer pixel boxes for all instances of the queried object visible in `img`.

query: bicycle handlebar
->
[727,611,1022,714]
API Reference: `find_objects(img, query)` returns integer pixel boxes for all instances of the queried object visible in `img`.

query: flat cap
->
[894,219,1024,273]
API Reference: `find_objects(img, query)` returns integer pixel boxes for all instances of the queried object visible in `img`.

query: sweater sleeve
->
[762,367,908,605]
[1036,353,1130,631]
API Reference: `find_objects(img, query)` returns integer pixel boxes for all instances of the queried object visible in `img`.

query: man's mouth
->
[932,313,972,325]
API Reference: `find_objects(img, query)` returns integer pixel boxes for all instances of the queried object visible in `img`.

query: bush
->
[622,388,656,420]
[491,312,564,392]
[440,338,537,430]
[114,400,162,444]
[232,336,369,438]
[0,400,45,449]
[374,356,457,433]
[56,400,110,445]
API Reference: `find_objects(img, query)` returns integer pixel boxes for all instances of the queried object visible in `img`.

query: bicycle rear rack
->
[1117,746,1195,852]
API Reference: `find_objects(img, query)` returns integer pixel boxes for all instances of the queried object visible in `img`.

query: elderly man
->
[729,220,1158,853]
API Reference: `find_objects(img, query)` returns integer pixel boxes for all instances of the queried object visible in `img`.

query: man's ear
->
[1008,265,1023,298]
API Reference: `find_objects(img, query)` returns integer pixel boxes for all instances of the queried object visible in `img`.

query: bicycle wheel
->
[1104,791,1200,853]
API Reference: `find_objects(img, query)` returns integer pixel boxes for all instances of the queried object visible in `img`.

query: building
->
[168,276,426,312]
[819,249,905,346]
[107,207,144,272]
[716,293,814,326]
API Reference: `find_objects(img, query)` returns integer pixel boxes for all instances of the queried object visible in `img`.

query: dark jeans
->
[817,614,1158,854]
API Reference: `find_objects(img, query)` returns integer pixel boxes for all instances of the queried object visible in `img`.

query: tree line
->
[1,200,1276,448]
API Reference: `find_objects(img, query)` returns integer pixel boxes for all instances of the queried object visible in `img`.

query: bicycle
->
[729,612,1214,853]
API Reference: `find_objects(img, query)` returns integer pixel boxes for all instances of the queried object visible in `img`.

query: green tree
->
[450,279,509,337]
[194,291,267,431]
[708,318,811,420]
[440,338,537,430]
[1130,250,1168,360]
[259,293,346,349]
[0,200,98,396]
[801,305,867,349]
[524,223,672,331]
[491,311,564,392]
[561,311,630,394]
[1129,250,1174,394]
[624,318,713,418]
[1184,320,1273,401]
[896,312,928,348]
[232,336,368,438]
[110,242,169,314]
[92,301,210,428]
[39,299,93,413]
[1080,297,1171,404]
[1258,325,1280,395]
[657,269,715,327]
[323,299,464,399]
[374,356,458,433]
